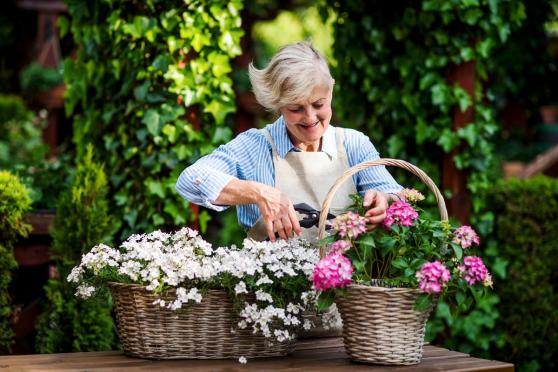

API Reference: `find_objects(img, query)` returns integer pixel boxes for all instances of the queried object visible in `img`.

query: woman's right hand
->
[254,183,302,241]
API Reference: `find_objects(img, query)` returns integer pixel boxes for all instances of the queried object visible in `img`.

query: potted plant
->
[313,159,493,365]
[67,227,319,361]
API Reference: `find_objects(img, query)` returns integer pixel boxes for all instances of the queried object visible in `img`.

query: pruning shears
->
[293,203,336,229]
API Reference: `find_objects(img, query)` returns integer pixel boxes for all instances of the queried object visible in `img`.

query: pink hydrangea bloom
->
[332,211,367,239]
[453,225,480,249]
[382,200,419,228]
[329,240,351,255]
[398,188,425,203]
[312,253,353,291]
[416,261,451,294]
[459,256,488,285]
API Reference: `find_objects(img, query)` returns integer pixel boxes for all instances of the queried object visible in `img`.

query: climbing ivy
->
[324,0,526,356]
[324,0,525,211]
[61,0,243,238]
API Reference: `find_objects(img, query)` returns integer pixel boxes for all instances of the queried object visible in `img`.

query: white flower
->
[322,304,343,330]
[255,290,273,303]
[256,275,273,286]
[238,356,247,364]
[235,281,248,294]
[67,266,83,283]
[75,285,96,299]
[303,319,313,330]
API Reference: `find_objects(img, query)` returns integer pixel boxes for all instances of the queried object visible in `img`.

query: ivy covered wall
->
[62,0,243,238]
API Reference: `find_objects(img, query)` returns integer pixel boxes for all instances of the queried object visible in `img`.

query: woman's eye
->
[313,104,324,109]
[289,107,303,113]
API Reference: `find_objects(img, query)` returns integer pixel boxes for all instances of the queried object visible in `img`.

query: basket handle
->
[317,158,448,257]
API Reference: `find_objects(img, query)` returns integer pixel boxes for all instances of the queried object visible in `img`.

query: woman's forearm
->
[213,179,264,206]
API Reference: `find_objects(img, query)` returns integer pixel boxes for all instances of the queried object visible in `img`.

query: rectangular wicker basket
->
[108,282,295,359]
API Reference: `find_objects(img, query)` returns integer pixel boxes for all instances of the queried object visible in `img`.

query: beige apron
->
[247,127,358,243]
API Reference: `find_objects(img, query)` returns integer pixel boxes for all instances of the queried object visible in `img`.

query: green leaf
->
[142,110,161,136]
[415,294,432,312]
[134,81,149,101]
[152,55,169,72]
[198,210,211,234]
[146,180,165,198]
[452,244,463,260]
[392,258,408,269]
[436,129,459,152]
[317,290,335,312]
[204,99,235,125]
[492,258,508,279]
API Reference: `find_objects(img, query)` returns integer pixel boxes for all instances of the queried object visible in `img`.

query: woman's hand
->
[254,183,302,241]
[363,189,388,230]
[213,179,301,241]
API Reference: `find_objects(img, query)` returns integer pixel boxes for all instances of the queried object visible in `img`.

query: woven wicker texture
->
[109,282,295,359]
[317,158,447,365]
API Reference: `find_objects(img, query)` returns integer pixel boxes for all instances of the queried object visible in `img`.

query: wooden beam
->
[442,61,475,224]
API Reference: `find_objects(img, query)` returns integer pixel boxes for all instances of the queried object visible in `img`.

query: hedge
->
[488,176,558,371]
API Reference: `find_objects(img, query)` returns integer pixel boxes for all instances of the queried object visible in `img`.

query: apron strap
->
[259,128,279,159]
[335,127,351,166]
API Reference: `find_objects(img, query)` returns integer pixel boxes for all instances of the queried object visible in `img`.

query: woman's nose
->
[304,109,318,123]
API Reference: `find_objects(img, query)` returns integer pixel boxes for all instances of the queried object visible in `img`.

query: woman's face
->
[279,86,332,152]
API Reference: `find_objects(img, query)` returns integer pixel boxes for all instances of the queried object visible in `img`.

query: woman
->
[176,41,402,242]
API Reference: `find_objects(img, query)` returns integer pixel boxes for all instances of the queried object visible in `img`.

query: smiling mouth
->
[299,121,319,128]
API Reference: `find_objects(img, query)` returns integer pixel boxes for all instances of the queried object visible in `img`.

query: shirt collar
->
[268,116,338,160]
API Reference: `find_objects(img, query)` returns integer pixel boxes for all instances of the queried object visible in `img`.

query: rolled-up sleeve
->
[346,129,403,194]
[176,144,238,211]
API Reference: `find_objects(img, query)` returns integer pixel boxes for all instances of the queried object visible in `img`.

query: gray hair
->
[249,41,334,112]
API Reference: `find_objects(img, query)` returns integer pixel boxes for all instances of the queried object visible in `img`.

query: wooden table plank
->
[0,337,513,372]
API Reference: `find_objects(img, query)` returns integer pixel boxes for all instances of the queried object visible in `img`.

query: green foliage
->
[324,0,525,209]
[0,94,48,171]
[324,0,526,356]
[0,94,68,209]
[20,63,64,92]
[62,0,243,238]
[35,146,116,353]
[486,176,558,371]
[489,0,558,108]
[0,171,32,352]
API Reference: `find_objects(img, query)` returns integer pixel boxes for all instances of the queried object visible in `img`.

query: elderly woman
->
[176,41,402,242]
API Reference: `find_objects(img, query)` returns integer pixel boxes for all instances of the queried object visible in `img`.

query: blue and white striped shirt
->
[176,116,402,229]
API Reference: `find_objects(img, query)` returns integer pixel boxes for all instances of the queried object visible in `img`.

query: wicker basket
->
[109,282,295,359]
[317,158,448,365]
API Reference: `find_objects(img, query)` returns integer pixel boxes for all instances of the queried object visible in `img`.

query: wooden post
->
[442,61,475,224]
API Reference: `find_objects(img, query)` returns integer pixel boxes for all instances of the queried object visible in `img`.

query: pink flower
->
[398,188,425,203]
[453,226,480,249]
[329,240,351,255]
[332,211,367,239]
[312,253,353,291]
[382,200,419,228]
[459,256,488,285]
[416,261,451,294]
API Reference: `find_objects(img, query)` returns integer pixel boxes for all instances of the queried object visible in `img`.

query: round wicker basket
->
[317,158,447,365]
[109,282,295,359]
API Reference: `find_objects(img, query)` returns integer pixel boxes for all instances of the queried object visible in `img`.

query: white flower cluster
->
[67,227,320,344]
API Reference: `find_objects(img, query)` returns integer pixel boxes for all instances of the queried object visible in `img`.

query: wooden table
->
[0,337,514,371]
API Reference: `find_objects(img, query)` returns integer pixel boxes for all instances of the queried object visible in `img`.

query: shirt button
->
[195,178,202,185]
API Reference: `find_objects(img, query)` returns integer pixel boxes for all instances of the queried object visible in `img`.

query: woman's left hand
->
[363,189,388,230]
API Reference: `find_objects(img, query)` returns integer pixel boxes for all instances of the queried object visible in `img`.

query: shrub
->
[488,176,558,371]
[0,170,32,352]
[35,146,116,353]
[62,0,243,238]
